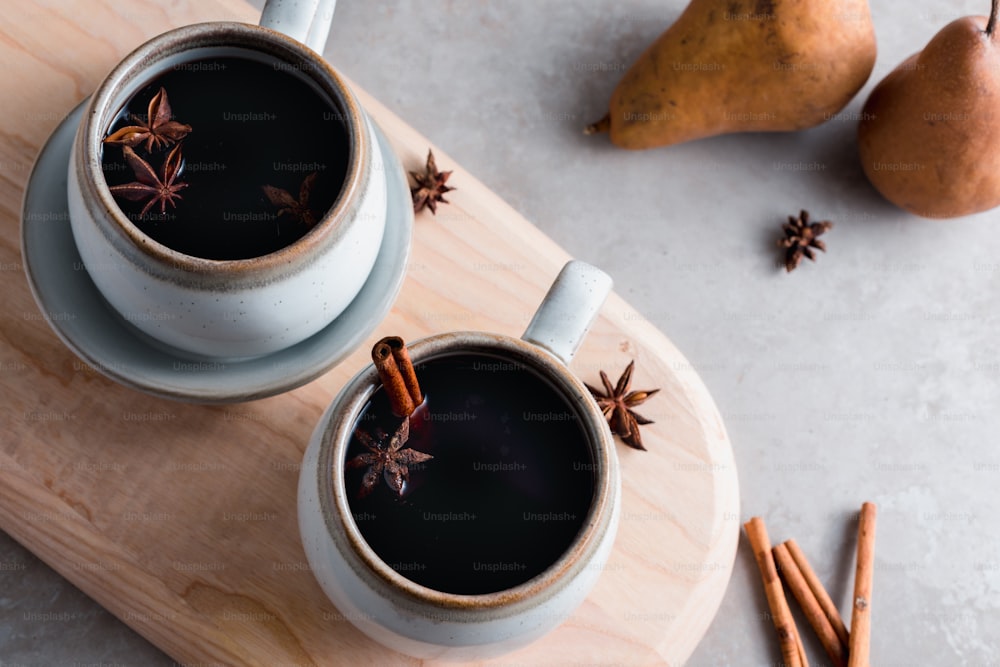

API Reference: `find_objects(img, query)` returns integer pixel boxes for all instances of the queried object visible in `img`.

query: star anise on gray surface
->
[586,360,660,451]
[409,149,454,215]
[108,144,188,217]
[104,87,192,152]
[262,172,320,229]
[346,418,433,498]
[778,209,833,272]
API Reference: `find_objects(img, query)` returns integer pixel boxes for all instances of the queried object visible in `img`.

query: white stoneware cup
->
[298,261,621,661]
[68,0,389,359]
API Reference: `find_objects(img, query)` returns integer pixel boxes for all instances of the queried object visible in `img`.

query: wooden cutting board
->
[0,1,739,664]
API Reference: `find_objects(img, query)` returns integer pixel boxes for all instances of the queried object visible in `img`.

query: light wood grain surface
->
[0,0,739,664]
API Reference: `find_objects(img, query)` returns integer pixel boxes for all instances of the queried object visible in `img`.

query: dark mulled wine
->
[344,352,595,595]
[100,55,349,260]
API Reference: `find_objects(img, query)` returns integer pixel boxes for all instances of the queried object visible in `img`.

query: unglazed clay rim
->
[318,332,616,615]
[78,22,366,282]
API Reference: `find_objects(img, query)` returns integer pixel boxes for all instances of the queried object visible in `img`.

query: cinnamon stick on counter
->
[785,539,850,650]
[848,502,877,667]
[774,542,848,667]
[744,517,807,667]
[372,337,422,417]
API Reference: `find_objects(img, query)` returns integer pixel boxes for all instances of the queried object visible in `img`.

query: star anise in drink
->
[104,87,192,152]
[262,172,320,229]
[586,360,660,451]
[347,418,433,498]
[108,144,188,217]
[410,149,454,215]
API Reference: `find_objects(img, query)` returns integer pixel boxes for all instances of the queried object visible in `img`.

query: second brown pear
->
[588,0,877,149]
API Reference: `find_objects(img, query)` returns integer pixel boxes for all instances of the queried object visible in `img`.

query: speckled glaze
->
[68,19,388,360]
[298,262,619,661]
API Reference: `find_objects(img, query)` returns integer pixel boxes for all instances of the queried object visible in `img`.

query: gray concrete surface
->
[4,0,1000,664]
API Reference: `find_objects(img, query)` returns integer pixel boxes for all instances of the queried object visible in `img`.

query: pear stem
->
[987,0,998,37]
[583,115,610,136]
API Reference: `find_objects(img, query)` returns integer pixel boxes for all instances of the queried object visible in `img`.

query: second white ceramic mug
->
[68,1,390,360]
[298,260,621,661]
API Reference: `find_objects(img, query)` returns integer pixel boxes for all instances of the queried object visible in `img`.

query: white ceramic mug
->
[298,260,621,661]
[68,0,390,360]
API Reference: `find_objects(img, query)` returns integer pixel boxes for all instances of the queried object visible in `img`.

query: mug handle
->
[522,261,613,365]
[260,0,337,54]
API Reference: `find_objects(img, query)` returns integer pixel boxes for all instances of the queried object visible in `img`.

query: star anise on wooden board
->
[778,210,833,273]
[262,172,320,229]
[586,360,660,451]
[346,418,433,498]
[104,87,192,152]
[108,144,188,217]
[409,149,454,214]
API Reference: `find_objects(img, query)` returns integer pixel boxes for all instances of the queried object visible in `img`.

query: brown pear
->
[857,0,1000,218]
[586,0,876,149]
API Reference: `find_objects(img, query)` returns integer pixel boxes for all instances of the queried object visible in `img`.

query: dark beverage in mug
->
[100,56,349,260]
[344,352,595,595]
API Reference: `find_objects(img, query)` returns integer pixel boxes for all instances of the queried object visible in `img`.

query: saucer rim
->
[20,100,412,404]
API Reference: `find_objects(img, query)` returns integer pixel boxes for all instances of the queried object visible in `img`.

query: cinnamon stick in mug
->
[384,336,423,407]
[372,339,415,417]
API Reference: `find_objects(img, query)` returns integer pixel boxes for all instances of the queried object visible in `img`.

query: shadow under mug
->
[298,261,622,661]
[68,1,389,360]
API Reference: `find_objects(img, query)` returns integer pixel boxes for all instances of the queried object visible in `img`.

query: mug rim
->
[318,331,617,613]
[77,21,366,277]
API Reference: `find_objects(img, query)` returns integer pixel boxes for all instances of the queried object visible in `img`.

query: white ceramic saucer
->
[21,101,413,403]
